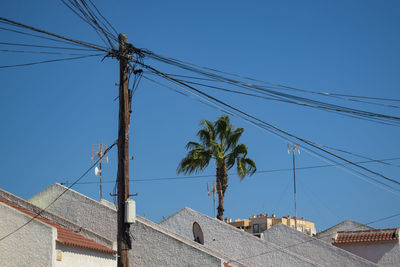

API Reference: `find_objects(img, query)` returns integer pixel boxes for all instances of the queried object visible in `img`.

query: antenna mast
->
[207,182,217,218]
[91,142,109,200]
[288,143,300,229]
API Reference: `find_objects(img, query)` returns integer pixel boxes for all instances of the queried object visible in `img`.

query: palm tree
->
[177,115,256,221]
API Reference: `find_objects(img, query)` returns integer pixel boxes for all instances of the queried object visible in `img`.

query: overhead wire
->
[165,76,400,127]
[0,53,104,69]
[0,26,97,48]
[144,75,400,176]
[60,0,118,49]
[60,0,112,47]
[145,51,400,103]
[0,49,99,56]
[0,17,112,53]
[154,75,400,127]
[0,41,99,51]
[0,21,110,52]
[87,0,118,37]
[142,52,400,126]
[137,62,400,188]
[139,71,400,199]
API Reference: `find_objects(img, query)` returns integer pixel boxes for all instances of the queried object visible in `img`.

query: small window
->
[253,224,259,233]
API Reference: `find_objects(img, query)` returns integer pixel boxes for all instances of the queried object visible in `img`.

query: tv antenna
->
[91,141,109,200]
[287,143,300,229]
[207,181,216,218]
[192,222,204,245]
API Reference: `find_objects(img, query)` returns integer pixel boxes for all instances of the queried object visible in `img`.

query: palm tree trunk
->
[216,161,228,220]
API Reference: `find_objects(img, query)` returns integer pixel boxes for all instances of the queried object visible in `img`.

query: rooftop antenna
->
[207,181,216,218]
[91,141,109,200]
[288,143,300,230]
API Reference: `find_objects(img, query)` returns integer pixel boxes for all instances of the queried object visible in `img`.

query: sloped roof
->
[316,220,374,243]
[333,228,399,244]
[263,223,378,266]
[27,184,244,266]
[0,197,116,254]
[137,214,248,267]
[28,183,117,241]
[160,207,323,267]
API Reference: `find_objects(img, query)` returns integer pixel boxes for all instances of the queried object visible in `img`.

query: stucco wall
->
[130,220,224,266]
[55,243,116,267]
[263,223,377,267]
[0,202,56,267]
[29,184,117,241]
[160,207,322,267]
[28,184,239,266]
[335,242,400,266]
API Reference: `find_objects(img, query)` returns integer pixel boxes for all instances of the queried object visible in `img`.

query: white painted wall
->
[336,242,400,266]
[30,184,235,266]
[0,202,56,267]
[54,244,116,267]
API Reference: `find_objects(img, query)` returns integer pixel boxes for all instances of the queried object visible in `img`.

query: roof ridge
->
[337,228,398,234]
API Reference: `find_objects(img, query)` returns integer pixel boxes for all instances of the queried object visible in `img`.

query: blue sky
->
[1,0,399,231]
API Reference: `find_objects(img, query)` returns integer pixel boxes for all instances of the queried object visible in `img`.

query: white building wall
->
[54,244,116,267]
[336,242,400,266]
[0,202,56,267]
[30,184,236,266]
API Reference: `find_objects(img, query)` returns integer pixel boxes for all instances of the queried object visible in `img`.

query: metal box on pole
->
[125,199,136,223]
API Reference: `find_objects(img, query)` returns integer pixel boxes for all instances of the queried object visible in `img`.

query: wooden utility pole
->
[117,33,131,267]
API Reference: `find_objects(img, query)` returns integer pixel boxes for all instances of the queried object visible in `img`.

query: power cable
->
[0,41,99,51]
[0,142,116,242]
[0,17,111,53]
[61,0,117,49]
[61,157,400,185]
[0,49,98,56]
[0,26,95,48]
[143,52,400,125]
[169,76,400,126]
[143,72,400,196]
[142,73,400,195]
[0,53,104,69]
[365,213,400,225]
[145,51,400,103]
[61,0,119,47]
[137,63,400,188]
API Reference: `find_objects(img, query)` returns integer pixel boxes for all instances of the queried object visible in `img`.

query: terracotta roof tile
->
[0,197,116,254]
[333,228,399,244]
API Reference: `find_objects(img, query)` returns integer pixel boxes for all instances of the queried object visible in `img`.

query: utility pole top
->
[119,33,127,41]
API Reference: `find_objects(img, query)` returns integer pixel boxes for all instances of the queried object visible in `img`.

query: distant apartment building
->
[227,213,316,237]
